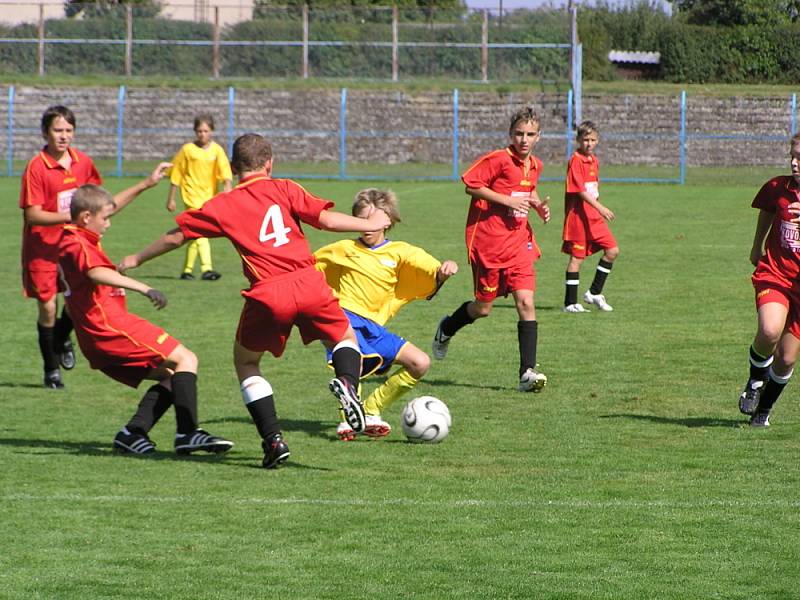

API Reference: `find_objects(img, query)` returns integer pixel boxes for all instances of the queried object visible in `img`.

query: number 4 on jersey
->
[259,204,291,247]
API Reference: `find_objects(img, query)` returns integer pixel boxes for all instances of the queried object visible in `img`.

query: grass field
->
[1,172,799,599]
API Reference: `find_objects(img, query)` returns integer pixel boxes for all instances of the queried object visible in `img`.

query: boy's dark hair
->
[576,120,599,140]
[70,184,115,221]
[509,107,540,134]
[792,131,800,146]
[194,113,215,131]
[352,188,401,231]
[231,133,272,174]
[41,105,76,134]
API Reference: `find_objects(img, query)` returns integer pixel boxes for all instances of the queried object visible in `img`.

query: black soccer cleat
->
[114,427,156,455]
[174,429,234,455]
[43,369,64,389]
[201,270,222,281]
[262,433,291,469]
[59,339,76,370]
[179,272,195,280]
[329,377,366,433]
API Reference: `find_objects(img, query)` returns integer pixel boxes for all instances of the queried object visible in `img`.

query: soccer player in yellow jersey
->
[315,188,458,440]
[166,114,233,280]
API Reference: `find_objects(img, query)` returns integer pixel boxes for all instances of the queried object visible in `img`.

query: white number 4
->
[259,204,291,247]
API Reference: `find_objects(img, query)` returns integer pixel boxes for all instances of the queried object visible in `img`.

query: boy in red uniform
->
[20,105,174,389]
[431,107,551,392]
[59,184,234,455]
[119,133,392,468]
[739,133,800,427]
[561,121,619,313]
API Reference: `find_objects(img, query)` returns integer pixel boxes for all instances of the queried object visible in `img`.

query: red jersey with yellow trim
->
[175,175,333,287]
[752,175,800,282]
[461,146,542,268]
[563,151,602,228]
[19,147,102,271]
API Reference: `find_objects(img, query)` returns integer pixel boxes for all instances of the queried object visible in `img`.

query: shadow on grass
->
[0,381,55,389]
[599,413,743,428]
[424,378,507,392]
[203,415,341,442]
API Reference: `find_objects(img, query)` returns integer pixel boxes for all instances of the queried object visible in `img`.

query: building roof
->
[607,50,661,65]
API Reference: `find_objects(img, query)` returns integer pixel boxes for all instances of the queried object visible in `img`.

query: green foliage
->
[674,0,798,26]
[64,0,162,19]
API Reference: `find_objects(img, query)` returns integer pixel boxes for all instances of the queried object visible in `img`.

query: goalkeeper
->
[315,188,458,440]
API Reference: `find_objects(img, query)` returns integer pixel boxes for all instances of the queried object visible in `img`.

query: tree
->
[674,0,799,26]
[64,0,162,19]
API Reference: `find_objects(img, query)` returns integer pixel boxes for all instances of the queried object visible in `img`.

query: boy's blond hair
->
[352,188,401,231]
[231,133,272,174]
[576,120,599,140]
[508,107,540,135]
[70,184,115,221]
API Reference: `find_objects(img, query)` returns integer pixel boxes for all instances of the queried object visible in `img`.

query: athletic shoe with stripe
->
[563,303,590,313]
[114,427,156,455]
[583,290,613,312]
[262,433,291,468]
[329,378,366,433]
[174,429,234,455]
[432,317,451,360]
[364,414,392,438]
[738,378,765,416]
[59,338,76,370]
[336,421,356,442]
[519,366,547,393]
[749,411,770,428]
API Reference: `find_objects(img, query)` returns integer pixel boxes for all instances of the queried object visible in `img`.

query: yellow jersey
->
[314,239,441,326]
[169,141,233,210]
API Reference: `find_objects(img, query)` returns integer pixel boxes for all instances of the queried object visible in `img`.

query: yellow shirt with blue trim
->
[169,141,233,209]
[314,239,441,326]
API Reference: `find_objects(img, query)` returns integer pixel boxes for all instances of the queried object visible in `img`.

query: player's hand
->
[437,260,459,281]
[788,201,800,223]
[144,288,167,310]
[166,198,176,213]
[532,196,551,223]
[117,255,139,274]
[145,162,172,188]
[365,209,391,231]
[599,205,615,221]
[508,195,530,215]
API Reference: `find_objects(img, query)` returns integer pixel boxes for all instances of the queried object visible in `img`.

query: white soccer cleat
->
[583,290,613,312]
[336,421,355,442]
[519,367,547,393]
[364,414,392,438]
[563,303,590,313]
[432,316,451,360]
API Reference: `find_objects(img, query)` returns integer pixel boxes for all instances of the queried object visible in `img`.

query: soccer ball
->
[401,396,451,443]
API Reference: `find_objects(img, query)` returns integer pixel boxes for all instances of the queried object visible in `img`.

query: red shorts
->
[237,268,350,357]
[471,257,535,302]
[751,266,800,338]
[562,213,617,258]
[22,268,63,302]
[76,314,181,388]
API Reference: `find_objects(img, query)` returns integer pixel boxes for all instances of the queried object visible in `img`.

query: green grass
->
[1,173,798,599]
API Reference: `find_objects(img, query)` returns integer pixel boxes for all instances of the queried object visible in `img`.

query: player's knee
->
[605,247,620,261]
[471,302,492,319]
[411,353,431,378]
[173,345,198,372]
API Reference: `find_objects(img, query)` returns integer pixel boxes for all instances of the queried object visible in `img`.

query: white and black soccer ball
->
[401,396,451,443]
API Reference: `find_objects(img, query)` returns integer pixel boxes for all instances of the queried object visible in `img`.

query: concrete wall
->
[0,85,795,171]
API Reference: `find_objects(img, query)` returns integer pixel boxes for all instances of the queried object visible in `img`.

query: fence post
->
[481,10,488,83]
[392,5,398,83]
[227,86,235,158]
[302,4,309,79]
[679,90,687,185]
[125,5,133,77]
[7,85,14,177]
[38,4,44,77]
[212,7,220,79]
[116,85,126,177]
[339,88,347,179]
[452,88,459,181]
[791,93,797,136]
[566,88,573,160]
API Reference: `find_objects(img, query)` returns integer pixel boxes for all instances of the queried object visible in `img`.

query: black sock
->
[37,323,59,372]
[441,301,475,337]
[590,259,613,295]
[246,396,281,440]
[171,372,199,435]
[126,384,174,435]
[749,346,773,381]
[757,369,791,412]
[517,320,538,376]
[53,307,74,348]
[564,271,579,306]
[332,344,361,389]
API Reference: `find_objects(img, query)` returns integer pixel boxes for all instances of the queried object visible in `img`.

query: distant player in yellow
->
[314,188,458,440]
[166,114,233,280]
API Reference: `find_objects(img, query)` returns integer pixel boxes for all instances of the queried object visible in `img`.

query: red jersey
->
[752,175,800,282]
[176,175,333,288]
[20,147,102,271]
[461,146,542,268]
[564,151,602,223]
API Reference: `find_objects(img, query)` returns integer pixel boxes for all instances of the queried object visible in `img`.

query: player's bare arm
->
[318,208,391,233]
[466,186,529,214]
[578,190,614,221]
[166,184,178,212]
[86,266,168,309]
[23,204,71,226]
[118,228,186,272]
[529,192,551,223]
[111,161,172,215]
[751,209,774,266]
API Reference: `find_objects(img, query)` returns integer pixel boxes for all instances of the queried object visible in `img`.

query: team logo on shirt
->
[481,285,498,292]
[380,259,397,267]
[779,220,800,252]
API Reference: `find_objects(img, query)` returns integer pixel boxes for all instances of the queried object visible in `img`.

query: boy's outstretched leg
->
[328,339,366,433]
